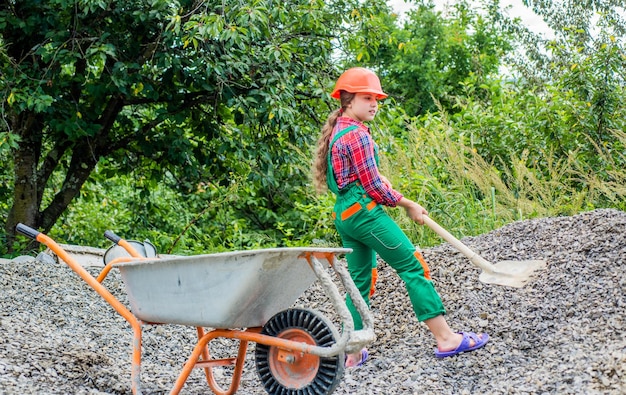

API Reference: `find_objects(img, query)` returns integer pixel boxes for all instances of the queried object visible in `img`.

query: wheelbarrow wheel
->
[255,308,344,395]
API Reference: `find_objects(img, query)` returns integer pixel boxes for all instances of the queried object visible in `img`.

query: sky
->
[389,0,553,38]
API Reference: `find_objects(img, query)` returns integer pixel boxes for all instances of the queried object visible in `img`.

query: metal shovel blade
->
[423,216,546,288]
[478,259,547,288]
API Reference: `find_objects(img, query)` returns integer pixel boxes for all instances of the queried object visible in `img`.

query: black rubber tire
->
[255,308,344,395]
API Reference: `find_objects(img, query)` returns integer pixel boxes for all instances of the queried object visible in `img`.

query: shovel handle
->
[422,216,496,272]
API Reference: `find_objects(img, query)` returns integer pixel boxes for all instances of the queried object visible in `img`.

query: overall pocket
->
[333,184,377,228]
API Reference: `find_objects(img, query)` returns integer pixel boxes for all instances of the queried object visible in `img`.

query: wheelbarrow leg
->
[170,328,250,395]
[131,326,143,395]
[197,327,249,395]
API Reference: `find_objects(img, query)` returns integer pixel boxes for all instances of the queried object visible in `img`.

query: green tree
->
[471,0,626,174]
[498,0,625,82]
[0,0,386,252]
[344,0,512,116]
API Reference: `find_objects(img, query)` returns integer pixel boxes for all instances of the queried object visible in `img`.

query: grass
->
[377,115,626,248]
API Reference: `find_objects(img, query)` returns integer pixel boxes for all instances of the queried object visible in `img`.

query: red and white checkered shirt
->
[330,117,403,207]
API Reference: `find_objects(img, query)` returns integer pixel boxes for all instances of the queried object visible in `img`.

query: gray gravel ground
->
[1,208,625,394]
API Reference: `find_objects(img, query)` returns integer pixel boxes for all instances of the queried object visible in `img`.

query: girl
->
[312,67,489,366]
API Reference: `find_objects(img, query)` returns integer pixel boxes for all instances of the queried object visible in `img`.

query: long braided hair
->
[312,91,355,193]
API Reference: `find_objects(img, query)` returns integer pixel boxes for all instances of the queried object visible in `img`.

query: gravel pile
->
[1,208,625,394]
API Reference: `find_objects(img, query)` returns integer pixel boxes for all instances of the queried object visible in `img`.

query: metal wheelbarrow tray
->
[16,224,375,395]
[115,248,337,328]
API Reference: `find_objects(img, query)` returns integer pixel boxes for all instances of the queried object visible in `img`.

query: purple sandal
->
[345,348,368,367]
[434,332,489,358]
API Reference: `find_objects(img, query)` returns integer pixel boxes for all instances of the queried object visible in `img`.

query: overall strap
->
[373,143,380,167]
[326,125,358,194]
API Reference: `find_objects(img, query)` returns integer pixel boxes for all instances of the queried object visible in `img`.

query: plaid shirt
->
[330,117,403,207]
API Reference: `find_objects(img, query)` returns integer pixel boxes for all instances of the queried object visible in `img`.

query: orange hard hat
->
[331,67,388,100]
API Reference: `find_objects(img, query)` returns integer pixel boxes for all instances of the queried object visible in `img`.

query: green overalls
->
[327,126,446,330]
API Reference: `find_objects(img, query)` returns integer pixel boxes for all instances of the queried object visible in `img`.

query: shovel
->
[423,216,546,288]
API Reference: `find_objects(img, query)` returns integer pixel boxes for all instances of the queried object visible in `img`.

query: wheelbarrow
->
[16,224,375,395]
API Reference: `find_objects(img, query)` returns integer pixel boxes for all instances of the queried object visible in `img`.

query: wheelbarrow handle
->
[15,223,40,240]
[104,230,122,244]
[103,230,148,259]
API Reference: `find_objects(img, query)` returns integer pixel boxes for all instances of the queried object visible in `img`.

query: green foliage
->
[501,0,626,84]
[1,0,390,252]
[376,103,626,246]
[49,159,341,255]
[450,26,626,192]
[346,0,512,116]
[362,0,626,243]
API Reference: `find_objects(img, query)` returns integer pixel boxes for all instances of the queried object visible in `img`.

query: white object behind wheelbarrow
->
[113,247,350,328]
